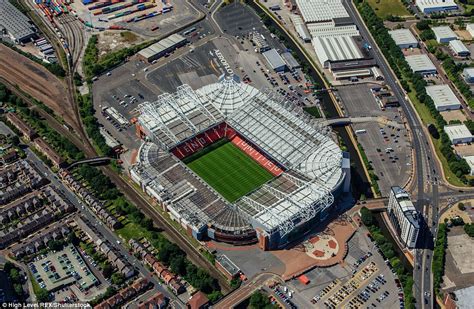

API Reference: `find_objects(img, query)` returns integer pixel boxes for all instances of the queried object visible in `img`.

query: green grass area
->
[303,106,322,118]
[186,141,274,202]
[366,0,411,18]
[407,87,466,187]
[116,222,150,242]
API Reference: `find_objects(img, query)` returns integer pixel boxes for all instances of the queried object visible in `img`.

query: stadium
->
[131,75,350,250]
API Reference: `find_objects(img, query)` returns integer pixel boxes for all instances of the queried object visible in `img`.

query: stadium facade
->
[132,75,350,250]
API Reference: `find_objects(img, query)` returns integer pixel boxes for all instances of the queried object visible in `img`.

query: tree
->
[111,272,125,285]
[458,202,466,211]
[14,283,24,297]
[249,291,276,309]
[9,268,20,283]
[102,263,114,278]
[36,288,50,302]
[360,207,374,226]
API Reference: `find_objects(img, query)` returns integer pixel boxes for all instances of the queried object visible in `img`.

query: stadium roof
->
[137,76,343,237]
[312,36,363,66]
[0,0,36,42]
[425,84,461,110]
[388,29,418,47]
[405,54,436,73]
[432,26,457,41]
[295,0,349,23]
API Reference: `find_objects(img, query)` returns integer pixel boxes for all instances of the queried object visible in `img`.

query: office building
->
[387,187,420,249]
[432,26,458,43]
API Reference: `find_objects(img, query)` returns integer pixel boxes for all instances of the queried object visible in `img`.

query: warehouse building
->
[289,14,311,42]
[432,26,457,43]
[415,0,458,14]
[262,49,286,72]
[444,124,474,145]
[467,24,474,38]
[425,84,461,111]
[405,54,437,75]
[387,187,420,249]
[464,155,474,176]
[280,52,300,70]
[449,40,470,57]
[312,35,364,68]
[0,0,37,43]
[307,22,359,38]
[463,67,474,84]
[295,0,349,23]
[137,34,187,63]
[389,29,418,49]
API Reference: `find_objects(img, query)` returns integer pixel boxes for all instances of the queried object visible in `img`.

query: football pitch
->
[186,141,274,202]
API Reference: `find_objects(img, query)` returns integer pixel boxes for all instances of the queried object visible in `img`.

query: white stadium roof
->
[388,29,418,47]
[295,0,349,23]
[137,76,344,237]
[405,54,436,73]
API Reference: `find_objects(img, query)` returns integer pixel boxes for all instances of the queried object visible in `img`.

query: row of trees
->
[1,42,65,77]
[432,223,447,295]
[360,208,415,308]
[0,83,84,162]
[356,2,471,182]
[443,58,474,109]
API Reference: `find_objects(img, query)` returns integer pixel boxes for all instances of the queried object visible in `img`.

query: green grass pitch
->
[186,141,274,202]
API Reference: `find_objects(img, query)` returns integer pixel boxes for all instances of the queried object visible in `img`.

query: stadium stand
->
[133,75,348,250]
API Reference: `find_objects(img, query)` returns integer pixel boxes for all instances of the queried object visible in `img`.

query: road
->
[22,147,184,308]
[342,1,441,307]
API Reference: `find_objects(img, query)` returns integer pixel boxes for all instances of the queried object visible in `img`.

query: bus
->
[355,129,367,134]
[183,27,196,36]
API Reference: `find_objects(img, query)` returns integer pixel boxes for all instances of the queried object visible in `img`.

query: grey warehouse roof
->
[138,33,186,59]
[0,0,36,42]
[425,84,461,109]
[312,35,363,65]
[405,54,436,73]
[388,29,418,47]
[295,0,349,23]
[432,26,457,41]
[449,40,469,54]
[262,49,286,70]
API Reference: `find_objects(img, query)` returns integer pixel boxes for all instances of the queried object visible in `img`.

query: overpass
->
[66,157,112,170]
[324,116,404,128]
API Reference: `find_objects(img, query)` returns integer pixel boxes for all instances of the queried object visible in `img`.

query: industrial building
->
[307,22,359,38]
[312,36,364,68]
[280,52,300,70]
[262,49,286,72]
[295,0,349,23]
[289,14,311,42]
[425,84,461,111]
[432,26,457,43]
[464,155,474,176]
[405,54,437,75]
[387,187,420,249]
[137,33,187,63]
[449,40,470,57]
[388,29,418,49]
[463,67,474,83]
[444,124,474,145]
[467,24,474,38]
[0,0,37,43]
[415,0,458,14]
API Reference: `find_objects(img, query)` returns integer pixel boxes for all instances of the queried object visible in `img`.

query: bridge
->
[324,116,404,128]
[66,157,112,170]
